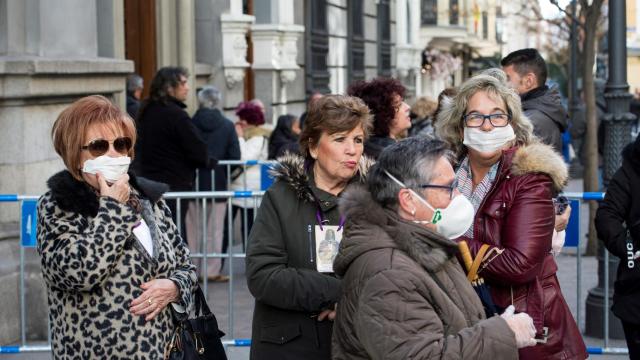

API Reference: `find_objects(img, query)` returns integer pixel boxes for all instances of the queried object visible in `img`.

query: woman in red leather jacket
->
[436,73,587,359]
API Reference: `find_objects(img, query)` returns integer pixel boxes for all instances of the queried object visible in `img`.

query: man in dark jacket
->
[133,66,212,237]
[596,135,640,358]
[502,48,568,153]
[126,74,143,119]
[186,85,240,281]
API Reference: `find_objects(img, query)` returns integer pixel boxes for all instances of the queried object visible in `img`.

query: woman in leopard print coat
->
[37,95,197,359]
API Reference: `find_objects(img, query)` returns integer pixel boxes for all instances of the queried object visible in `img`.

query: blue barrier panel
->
[565,199,580,247]
[21,199,38,247]
[260,164,274,191]
[583,192,605,201]
[233,191,254,198]
[0,346,20,353]
[0,194,18,202]
[245,160,259,166]
[234,339,251,346]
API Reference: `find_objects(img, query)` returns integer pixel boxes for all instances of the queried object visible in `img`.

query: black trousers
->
[222,205,255,254]
[623,321,640,360]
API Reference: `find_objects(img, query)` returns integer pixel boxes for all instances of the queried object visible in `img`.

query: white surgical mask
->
[82,155,131,183]
[384,170,475,239]
[463,124,515,153]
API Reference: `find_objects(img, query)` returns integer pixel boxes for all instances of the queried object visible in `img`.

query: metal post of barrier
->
[227,197,234,338]
[19,199,26,346]
[576,210,582,333]
[177,198,182,236]
[604,248,610,348]
[201,198,209,299]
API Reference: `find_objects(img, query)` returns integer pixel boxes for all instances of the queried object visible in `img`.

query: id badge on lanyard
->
[314,210,345,273]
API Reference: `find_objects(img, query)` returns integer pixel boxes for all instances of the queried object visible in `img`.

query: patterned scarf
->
[455,156,500,239]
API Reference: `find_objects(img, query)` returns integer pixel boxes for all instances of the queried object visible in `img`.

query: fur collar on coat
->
[334,185,459,277]
[46,170,169,218]
[509,142,569,193]
[269,153,374,203]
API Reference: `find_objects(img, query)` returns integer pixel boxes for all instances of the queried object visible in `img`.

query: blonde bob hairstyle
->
[435,74,535,157]
[51,95,136,181]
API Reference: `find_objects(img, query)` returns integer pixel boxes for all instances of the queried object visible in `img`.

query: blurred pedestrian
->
[501,48,568,153]
[596,134,640,358]
[133,66,213,239]
[268,114,300,159]
[126,74,144,119]
[229,101,271,250]
[246,95,373,360]
[408,96,437,137]
[436,74,587,359]
[333,137,532,359]
[348,77,411,159]
[186,85,240,282]
[38,95,197,359]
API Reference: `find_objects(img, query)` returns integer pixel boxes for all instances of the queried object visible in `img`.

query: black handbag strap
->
[194,285,212,316]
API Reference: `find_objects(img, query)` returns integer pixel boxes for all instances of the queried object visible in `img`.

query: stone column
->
[251,0,304,124]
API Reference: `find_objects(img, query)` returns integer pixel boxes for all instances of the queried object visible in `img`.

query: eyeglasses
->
[419,178,459,200]
[81,137,132,157]
[463,112,511,128]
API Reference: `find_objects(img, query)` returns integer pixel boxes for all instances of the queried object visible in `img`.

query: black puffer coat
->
[596,135,640,324]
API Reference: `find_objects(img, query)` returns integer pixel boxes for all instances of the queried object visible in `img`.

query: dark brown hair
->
[299,95,373,160]
[51,95,136,181]
[347,77,406,137]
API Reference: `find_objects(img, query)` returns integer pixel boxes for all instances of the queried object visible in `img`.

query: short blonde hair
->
[51,95,136,181]
[411,97,437,119]
[435,74,535,157]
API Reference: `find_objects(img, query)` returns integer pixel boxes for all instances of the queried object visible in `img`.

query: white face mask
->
[463,124,515,153]
[82,155,131,183]
[384,170,475,239]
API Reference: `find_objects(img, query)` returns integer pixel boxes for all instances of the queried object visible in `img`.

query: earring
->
[410,209,416,217]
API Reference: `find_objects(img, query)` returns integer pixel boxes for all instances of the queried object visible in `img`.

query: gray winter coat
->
[332,186,518,360]
[521,86,568,153]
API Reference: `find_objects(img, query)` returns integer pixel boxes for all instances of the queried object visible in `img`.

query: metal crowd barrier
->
[0,187,632,356]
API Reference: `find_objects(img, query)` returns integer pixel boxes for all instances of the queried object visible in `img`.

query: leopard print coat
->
[37,171,197,359]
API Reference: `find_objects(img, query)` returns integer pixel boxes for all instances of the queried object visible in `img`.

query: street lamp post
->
[584,0,636,340]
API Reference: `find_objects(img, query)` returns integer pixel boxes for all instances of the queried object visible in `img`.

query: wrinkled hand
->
[501,305,537,348]
[97,172,130,204]
[130,279,179,321]
[317,303,337,321]
[555,205,571,232]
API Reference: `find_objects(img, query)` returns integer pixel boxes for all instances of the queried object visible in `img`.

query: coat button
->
[324,201,330,206]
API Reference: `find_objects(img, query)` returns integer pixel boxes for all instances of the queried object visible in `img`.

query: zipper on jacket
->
[308,224,315,264]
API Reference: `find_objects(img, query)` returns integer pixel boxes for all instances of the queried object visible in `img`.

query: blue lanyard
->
[315,209,345,231]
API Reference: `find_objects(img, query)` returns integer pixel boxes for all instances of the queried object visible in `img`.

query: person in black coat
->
[185,85,241,281]
[133,66,212,237]
[595,134,640,358]
[268,114,300,159]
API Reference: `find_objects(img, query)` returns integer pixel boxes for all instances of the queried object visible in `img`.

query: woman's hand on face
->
[97,172,130,203]
[129,279,180,321]
[234,122,244,138]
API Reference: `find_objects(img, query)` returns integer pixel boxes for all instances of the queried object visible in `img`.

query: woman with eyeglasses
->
[436,73,587,359]
[37,95,197,359]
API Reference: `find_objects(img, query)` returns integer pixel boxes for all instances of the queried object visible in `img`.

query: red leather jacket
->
[462,144,587,360]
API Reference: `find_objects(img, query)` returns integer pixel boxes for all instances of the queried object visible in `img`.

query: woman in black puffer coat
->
[596,134,640,358]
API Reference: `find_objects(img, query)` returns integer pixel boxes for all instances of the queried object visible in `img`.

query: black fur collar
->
[46,170,169,217]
